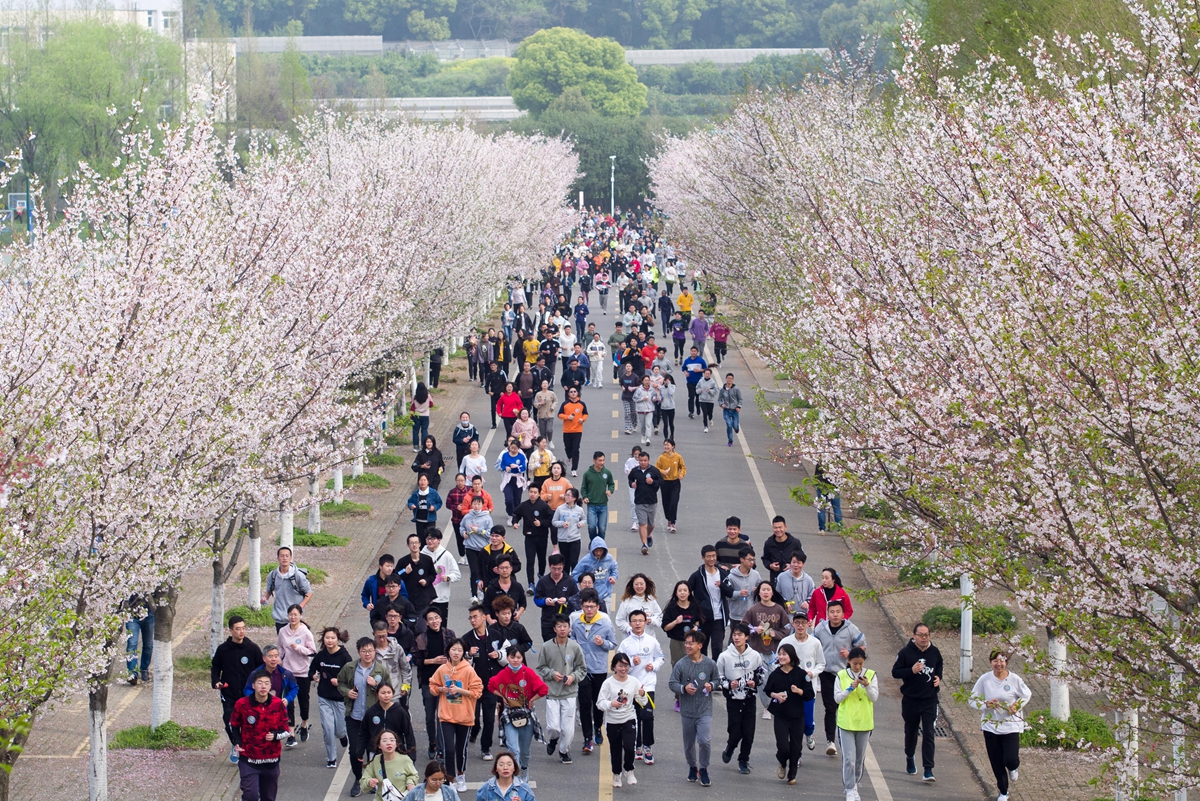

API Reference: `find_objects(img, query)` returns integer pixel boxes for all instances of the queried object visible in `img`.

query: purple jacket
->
[689,317,711,343]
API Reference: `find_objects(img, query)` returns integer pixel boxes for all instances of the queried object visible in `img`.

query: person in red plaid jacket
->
[230,669,293,801]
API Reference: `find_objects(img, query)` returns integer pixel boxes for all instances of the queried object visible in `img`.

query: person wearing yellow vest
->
[833,647,879,801]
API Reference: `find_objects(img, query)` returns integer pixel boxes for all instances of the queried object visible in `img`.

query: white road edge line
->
[864,742,895,801]
[323,753,353,801]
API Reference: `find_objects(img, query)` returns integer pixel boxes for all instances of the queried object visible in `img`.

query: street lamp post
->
[609,155,616,218]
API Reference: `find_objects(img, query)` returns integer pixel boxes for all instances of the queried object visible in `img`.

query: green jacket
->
[359,752,419,795]
[580,466,616,505]
[534,637,588,699]
[337,659,392,719]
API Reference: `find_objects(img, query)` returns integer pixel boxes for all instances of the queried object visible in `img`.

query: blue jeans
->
[723,408,740,443]
[126,614,154,674]
[412,414,430,451]
[504,720,535,775]
[817,490,843,531]
[587,502,608,540]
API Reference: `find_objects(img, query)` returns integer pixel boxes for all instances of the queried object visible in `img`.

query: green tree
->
[818,0,903,48]
[279,25,313,123]
[342,0,456,37]
[508,27,647,117]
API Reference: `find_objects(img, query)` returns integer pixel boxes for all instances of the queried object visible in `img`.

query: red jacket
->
[229,693,290,763]
[711,323,730,343]
[487,664,549,709]
[807,584,854,625]
[496,393,524,420]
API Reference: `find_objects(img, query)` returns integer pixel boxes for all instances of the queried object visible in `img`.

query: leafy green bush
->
[1021,709,1116,750]
[111,721,219,750]
[320,500,371,518]
[384,432,407,447]
[789,397,813,409]
[368,452,404,467]
[898,560,958,589]
[239,562,328,586]
[922,604,1016,634]
[223,605,275,628]
[325,472,391,490]
[292,531,350,547]
[856,501,895,521]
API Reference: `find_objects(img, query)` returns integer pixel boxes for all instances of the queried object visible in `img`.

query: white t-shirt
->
[705,567,724,621]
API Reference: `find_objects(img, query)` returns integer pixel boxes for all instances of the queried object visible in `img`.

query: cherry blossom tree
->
[652,2,1200,792]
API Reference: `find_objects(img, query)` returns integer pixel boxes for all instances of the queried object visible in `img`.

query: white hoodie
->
[422,543,461,604]
[617,631,665,690]
[778,633,825,683]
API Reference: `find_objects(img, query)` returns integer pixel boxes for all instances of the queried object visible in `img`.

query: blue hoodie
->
[570,609,617,674]
[572,537,619,601]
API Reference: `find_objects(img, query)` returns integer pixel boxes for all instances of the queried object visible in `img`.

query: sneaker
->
[612,775,622,789]
[997,795,1009,801]
[738,762,751,774]
[826,741,838,756]
[635,746,644,761]
[459,556,468,566]
[594,729,604,746]
[762,709,771,720]
[906,756,916,774]
[647,536,654,548]
[350,786,362,798]
[703,426,709,432]
[852,790,861,801]
[687,767,698,783]
[140,669,150,683]
[625,770,637,786]
[326,759,338,769]
[653,428,659,434]
[427,748,437,760]
[630,524,639,531]
[527,587,535,596]
[699,769,711,787]
[688,413,694,419]
[455,776,467,793]
[482,750,493,761]
[643,749,654,765]
[583,738,594,754]
[128,672,138,686]
[560,751,572,764]
[547,738,559,756]
[286,735,297,749]
[1008,769,1018,782]
[727,441,733,447]
[777,764,786,780]
[229,745,239,764]
[571,470,578,477]
[806,735,815,750]
[787,778,797,785]
[300,725,310,743]
[721,746,734,764]
[641,545,649,555]
[923,769,936,782]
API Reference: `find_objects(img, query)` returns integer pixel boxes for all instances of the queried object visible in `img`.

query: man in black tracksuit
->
[211,615,264,760]
[463,605,502,759]
[891,622,944,780]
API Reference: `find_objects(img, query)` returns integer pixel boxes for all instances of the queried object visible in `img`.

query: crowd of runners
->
[210,208,1033,801]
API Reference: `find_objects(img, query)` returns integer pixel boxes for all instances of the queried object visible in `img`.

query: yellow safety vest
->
[836,669,875,731]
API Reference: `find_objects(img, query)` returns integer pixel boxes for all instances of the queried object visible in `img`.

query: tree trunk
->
[307,474,321,534]
[279,502,294,549]
[959,573,974,683]
[88,681,109,801]
[247,518,262,611]
[333,466,344,504]
[210,565,227,657]
[209,514,247,655]
[1048,628,1069,721]
[150,585,178,730]
[352,433,365,478]
[0,718,32,801]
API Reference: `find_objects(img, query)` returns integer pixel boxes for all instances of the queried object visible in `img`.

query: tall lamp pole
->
[609,155,616,218]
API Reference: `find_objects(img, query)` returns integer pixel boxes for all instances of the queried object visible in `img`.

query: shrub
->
[856,501,895,521]
[922,604,1016,634]
[223,605,274,628]
[325,472,391,491]
[384,432,406,447]
[898,560,958,590]
[239,563,328,586]
[1022,709,1116,750]
[291,531,350,547]
[368,452,404,467]
[320,500,372,518]
[111,721,219,751]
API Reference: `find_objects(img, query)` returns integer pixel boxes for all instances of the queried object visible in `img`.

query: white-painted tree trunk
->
[959,573,974,683]
[307,474,321,534]
[150,586,177,729]
[247,520,262,611]
[352,433,365,478]
[1116,709,1139,801]
[209,578,226,656]
[279,503,294,549]
[1048,629,1069,721]
[333,466,344,504]
[88,684,109,801]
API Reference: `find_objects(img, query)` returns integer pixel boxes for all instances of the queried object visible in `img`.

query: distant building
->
[320,96,524,122]
[0,0,184,40]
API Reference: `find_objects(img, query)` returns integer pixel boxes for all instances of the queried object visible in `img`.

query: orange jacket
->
[557,400,589,434]
[459,488,494,517]
[430,660,483,726]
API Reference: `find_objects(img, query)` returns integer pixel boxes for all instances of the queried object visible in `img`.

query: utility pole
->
[610,155,616,218]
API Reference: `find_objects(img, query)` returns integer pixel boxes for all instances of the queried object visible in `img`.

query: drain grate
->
[934,726,950,738]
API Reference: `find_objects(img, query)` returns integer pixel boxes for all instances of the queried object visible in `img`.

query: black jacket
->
[688,564,734,623]
[761,533,805,580]
[485,369,509,396]
[628,466,664,505]
[534,574,579,628]
[512,499,553,538]
[411,448,446,488]
[490,620,534,656]
[211,637,264,693]
[461,626,504,686]
[560,368,587,393]
[361,702,417,756]
[892,640,943,701]
[397,553,438,612]
[482,578,527,617]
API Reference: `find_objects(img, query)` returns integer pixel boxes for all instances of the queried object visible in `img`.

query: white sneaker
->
[762,709,771,720]
[826,741,838,756]
[1008,768,1018,782]
[703,426,709,432]
[571,470,578,477]
[612,775,622,788]
[852,791,861,801]
[625,770,637,785]
[997,795,1009,801]
[455,775,467,793]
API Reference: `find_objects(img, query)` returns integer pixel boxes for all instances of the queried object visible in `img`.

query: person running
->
[775,552,815,621]
[540,461,572,516]
[497,383,523,439]
[696,368,719,433]
[487,646,549,780]
[619,363,640,435]
[408,474,444,540]
[607,322,627,382]
[572,589,618,755]
[230,669,292,801]
[598,652,647,788]
[430,640,484,793]
[415,610,457,760]
[452,413,480,469]
[481,558,528,623]
[689,309,711,354]
[765,643,812,784]
[677,286,695,327]
[458,441,488,485]
[405,761,462,801]
[411,383,435,453]
[662,580,706,713]
[212,615,265,765]
[682,346,706,418]
[632,375,657,445]
[422,530,460,623]
[360,729,419,798]
[484,363,508,431]
[586,334,607,387]
[659,375,677,439]
[580,451,616,541]
[551,488,586,571]
[495,438,528,522]
[596,268,611,313]
[623,446,642,532]
[717,622,764,775]
[778,612,824,752]
[460,495,494,602]
[533,380,559,446]
[653,439,685,533]
[617,609,664,765]
[814,600,866,756]
[277,605,317,745]
[512,485,554,588]
[572,537,619,604]
[744,581,789,656]
[535,613,587,763]
[527,437,556,491]
[614,574,663,635]
[717,373,743,447]
[262,546,313,633]
[835,647,880,801]
[312,627,352,769]
[533,554,578,641]
[762,516,803,584]
[444,475,472,566]
[339,637,394,796]
[413,436,447,491]
[557,387,588,476]
[511,410,539,459]
[968,651,1032,801]
[627,449,664,555]
[727,547,761,625]
[809,567,855,626]
[668,630,718,787]
[461,604,500,761]
[688,545,732,659]
[893,622,943,781]
[361,680,418,760]
[710,319,730,366]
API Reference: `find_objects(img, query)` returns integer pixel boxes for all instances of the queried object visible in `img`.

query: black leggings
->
[559,539,581,573]
[699,401,715,427]
[714,341,727,364]
[563,431,582,471]
[773,714,803,779]
[466,548,485,595]
[660,408,675,440]
[820,672,838,742]
[607,720,637,775]
[661,479,681,525]
[441,721,472,778]
[674,340,686,360]
[291,676,312,724]
[983,731,1020,795]
[347,715,367,780]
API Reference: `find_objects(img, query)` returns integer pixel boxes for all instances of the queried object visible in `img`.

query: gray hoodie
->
[265,564,312,624]
[813,619,866,675]
[651,357,673,376]
[534,637,587,699]
[696,376,719,404]
[726,566,761,621]
[668,655,719,719]
[718,384,743,410]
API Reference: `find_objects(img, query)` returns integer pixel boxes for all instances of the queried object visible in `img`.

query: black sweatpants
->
[725,697,757,763]
[635,691,655,749]
[346,715,366,780]
[687,381,699,414]
[702,620,725,659]
[607,720,636,775]
[471,689,497,752]
[560,539,581,573]
[674,340,686,360]
[902,696,938,769]
[660,479,681,525]
[579,671,607,737]
[819,672,838,742]
[525,534,548,586]
[773,714,804,779]
[714,341,727,364]
[563,431,582,471]
[221,692,239,744]
[442,721,471,778]
[983,730,1020,796]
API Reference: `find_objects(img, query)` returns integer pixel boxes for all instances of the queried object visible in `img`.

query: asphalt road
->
[271,303,987,801]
